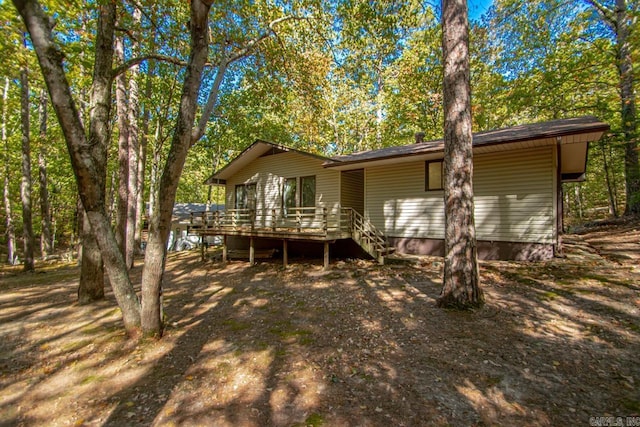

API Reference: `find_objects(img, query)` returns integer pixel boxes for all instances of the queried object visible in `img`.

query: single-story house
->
[197,116,608,264]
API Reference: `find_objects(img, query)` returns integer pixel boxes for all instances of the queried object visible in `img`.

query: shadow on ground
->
[1,224,639,426]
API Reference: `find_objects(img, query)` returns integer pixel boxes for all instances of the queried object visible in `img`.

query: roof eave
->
[324,122,610,169]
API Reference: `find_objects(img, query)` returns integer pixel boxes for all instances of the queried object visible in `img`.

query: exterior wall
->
[224,151,341,227]
[340,169,364,214]
[365,146,555,245]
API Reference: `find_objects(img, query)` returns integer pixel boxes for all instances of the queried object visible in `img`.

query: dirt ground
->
[0,218,639,426]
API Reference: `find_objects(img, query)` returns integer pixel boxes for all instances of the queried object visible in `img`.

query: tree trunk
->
[38,88,52,258]
[135,72,151,253]
[114,34,130,258]
[600,139,618,217]
[139,0,212,336]
[148,118,163,220]
[2,77,16,265]
[75,9,105,298]
[615,0,639,215]
[575,184,584,220]
[13,0,141,334]
[78,208,104,303]
[124,7,142,268]
[438,0,483,309]
[135,35,156,255]
[20,61,35,272]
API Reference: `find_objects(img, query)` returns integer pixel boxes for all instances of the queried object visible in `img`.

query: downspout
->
[556,136,563,257]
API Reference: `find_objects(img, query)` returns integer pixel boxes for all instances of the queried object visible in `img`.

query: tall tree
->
[2,77,16,265]
[114,33,130,261]
[585,0,639,215]
[37,88,52,258]
[19,47,34,272]
[125,7,142,267]
[77,3,114,304]
[13,0,141,331]
[438,0,483,308]
[13,0,293,337]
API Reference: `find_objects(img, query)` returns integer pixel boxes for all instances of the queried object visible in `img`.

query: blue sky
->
[469,0,493,21]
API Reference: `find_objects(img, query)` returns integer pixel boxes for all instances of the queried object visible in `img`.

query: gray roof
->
[172,203,224,221]
[325,116,609,167]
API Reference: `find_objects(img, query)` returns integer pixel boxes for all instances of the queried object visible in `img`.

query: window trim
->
[425,160,444,191]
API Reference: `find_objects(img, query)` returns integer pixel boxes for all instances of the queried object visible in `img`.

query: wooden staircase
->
[345,208,394,264]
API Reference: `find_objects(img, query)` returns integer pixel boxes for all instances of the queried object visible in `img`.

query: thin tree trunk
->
[38,88,52,258]
[2,77,16,265]
[609,141,620,213]
[135,55,153,254]
[148,118,163,220]
[600,139,618,217]
[114,34,129,258]
[575,184,583,220]
[375,57,384,147]
[124,7,142,269]
[20,59,35,272]
[615,0,639,215]
[438,0,483,309]
[107,169,117,219]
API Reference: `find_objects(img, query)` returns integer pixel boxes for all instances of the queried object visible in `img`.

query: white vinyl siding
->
[225,151,340,226]
[340,169,364,214]
[367,162,445,238]
[365,146,555,243]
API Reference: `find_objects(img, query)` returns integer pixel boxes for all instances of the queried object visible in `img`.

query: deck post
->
[322,207,327,235]
[323,241,330,270]
[296,208,301,233]
[283,239,288,267]
[249,237,255,265]
[222,235,228,263]
[272,209,276,231]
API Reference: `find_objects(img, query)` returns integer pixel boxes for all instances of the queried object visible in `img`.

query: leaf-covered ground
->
[1,218,639,426]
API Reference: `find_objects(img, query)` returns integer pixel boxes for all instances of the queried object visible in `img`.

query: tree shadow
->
[2,246,639,425]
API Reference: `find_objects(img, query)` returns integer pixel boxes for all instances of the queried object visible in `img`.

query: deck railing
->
[346,208,389,259]
[190,207,353,236]
[190,206,391,262]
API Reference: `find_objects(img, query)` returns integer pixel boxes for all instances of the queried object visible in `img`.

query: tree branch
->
[583,0,616,26]
[190,15,308,144]
[112,54,187,79]
[191,51,228,144]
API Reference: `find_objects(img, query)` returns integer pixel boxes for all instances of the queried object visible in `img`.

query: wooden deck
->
[190,207,392,267]
[189,207,352,241]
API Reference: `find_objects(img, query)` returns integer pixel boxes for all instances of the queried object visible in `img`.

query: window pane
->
[301,176,316,207]
[235,185,246,209]
[428,162,443,190]
[246,184,256,210]
[283,178,296,214]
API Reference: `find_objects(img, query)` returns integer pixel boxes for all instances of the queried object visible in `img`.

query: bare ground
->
[0,218,639,426]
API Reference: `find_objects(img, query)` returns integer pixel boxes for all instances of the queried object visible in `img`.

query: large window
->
[300,175,316,207]
[283,177,296,215]
[425,161,443,191]
[235,183,256,210]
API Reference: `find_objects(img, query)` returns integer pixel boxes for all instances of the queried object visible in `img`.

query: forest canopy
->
[0,0,637,260]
